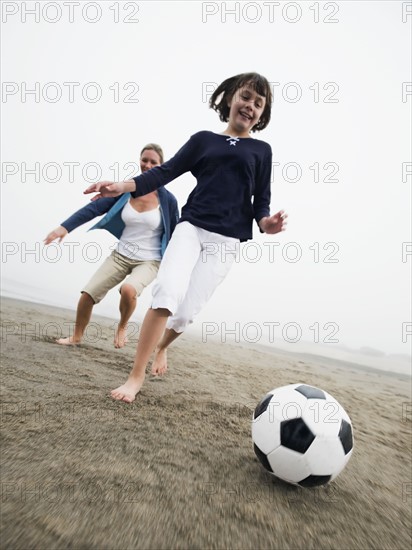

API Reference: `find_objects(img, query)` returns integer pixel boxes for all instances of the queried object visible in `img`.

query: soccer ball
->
[251,383,354,487]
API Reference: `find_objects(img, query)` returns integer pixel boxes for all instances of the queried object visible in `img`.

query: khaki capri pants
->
[82,250,160,304]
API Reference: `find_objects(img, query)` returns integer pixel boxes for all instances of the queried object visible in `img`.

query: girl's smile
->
[227,85,266,136]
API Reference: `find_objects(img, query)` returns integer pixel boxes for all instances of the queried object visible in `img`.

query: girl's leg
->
[167,228,239,333]
[111,222,201,401]
[57,291,94,345]
[151,328,181,376]
[110,307,171,401]
[151,228,239,375]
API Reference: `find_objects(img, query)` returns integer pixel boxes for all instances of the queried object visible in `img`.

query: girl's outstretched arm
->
[85,134,198,201]
[84,180,135,200]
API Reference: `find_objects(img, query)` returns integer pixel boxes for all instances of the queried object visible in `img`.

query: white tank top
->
[117,200,162,261]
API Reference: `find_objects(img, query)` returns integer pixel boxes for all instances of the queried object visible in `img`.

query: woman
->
[44,143,179,348]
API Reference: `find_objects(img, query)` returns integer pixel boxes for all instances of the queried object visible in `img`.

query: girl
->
[44,144,179,348]
[85,73,287,401]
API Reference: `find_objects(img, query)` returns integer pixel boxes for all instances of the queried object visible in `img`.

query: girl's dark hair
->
[140,143,164,164]
[209,72,272,132]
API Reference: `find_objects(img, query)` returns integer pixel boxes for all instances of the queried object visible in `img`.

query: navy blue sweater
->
[131,131,272,241]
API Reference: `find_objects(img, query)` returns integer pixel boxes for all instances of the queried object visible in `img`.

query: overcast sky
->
[1,1,411,359]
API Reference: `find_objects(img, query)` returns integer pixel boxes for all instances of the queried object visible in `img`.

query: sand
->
[1,296,411,550]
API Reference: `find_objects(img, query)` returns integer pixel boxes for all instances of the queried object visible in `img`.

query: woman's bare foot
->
[114,325,128,348]
[110,376,144,403]
[56,336,81,345]
[151,348,168,377]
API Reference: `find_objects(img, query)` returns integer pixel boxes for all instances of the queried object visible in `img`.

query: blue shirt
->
[131,131,272,242]
[61,188,179,258]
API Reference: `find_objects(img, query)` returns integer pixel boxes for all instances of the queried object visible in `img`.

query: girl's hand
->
[44,226,68,244]
[83,180,134,200]
[259,211,288,234]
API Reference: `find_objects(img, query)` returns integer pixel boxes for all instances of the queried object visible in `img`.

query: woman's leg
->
[115,260,159,348]
[115,284,137,348]
[56,291,94,345]
[58,251,130,345]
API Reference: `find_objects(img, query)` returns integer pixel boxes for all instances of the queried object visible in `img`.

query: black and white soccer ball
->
[252,383,354,487]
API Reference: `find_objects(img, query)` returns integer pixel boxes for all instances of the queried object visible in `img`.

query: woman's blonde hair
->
[140,143,164,164]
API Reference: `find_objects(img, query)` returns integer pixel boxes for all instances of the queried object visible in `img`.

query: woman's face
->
[140,149,162,172]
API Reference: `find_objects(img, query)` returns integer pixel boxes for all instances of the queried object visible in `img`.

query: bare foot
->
[110,377,144,403]
[151,348,168,377]
[56,336,81,345]
[114,325,128,348]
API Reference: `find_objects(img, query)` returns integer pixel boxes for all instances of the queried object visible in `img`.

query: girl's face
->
[227,85,266,136]
[140,149,162,172]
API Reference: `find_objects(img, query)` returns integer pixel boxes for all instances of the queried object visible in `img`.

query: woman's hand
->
[44,226,68,244]
[259,211,288,234]
[83,180,135,201]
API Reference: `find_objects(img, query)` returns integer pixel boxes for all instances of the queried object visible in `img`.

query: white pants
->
[151,222,239,333]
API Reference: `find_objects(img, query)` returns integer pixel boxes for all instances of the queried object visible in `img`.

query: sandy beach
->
[1,296,411,550]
